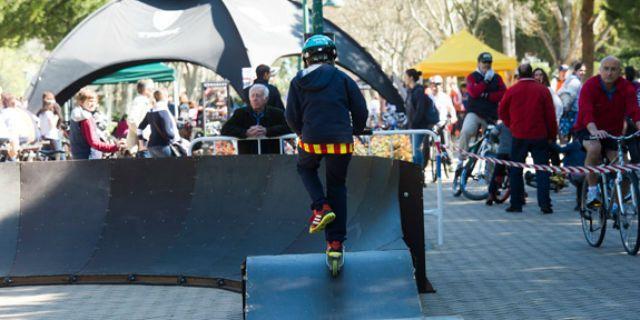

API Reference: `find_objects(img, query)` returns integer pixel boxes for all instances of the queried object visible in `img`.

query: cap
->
[558,64,569,71]
[432,75,443,84]
[477,52,493,63]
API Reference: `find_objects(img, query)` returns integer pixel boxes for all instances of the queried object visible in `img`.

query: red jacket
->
[573,75,640,136]
[498,79,558,140]
[80,117,119,153]
[466,71,506,121]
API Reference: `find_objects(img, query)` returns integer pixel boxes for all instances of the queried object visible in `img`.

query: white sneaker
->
[586,187,600,206]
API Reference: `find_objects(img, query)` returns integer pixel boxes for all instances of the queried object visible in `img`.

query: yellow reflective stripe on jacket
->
[297,141,354,155]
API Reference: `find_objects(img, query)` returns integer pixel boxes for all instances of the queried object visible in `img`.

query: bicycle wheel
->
[429,143,438,183]
[616,172,640,255]
[580,179,607,247]
[494,174,511,204]
[461,156,494,201]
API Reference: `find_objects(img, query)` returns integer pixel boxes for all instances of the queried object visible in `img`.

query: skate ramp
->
[0,156,429,292]
[244,250,423,319]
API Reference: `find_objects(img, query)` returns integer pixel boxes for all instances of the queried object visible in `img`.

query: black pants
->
[297,148,352,243]
[510,138,551,209]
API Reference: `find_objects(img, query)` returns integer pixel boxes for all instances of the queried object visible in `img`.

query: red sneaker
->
[308,204,336,234]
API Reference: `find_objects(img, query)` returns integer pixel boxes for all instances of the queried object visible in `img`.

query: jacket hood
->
[71,106,92,122]
[295,64,337,92]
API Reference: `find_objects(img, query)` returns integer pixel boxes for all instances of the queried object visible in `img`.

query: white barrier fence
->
[188,129,444,246]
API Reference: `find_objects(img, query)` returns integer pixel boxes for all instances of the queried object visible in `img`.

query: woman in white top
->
[37,91,65,160]
[533,68,563,166]
[533,68,563,125]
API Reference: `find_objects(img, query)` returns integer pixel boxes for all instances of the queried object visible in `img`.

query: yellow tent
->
[414,30,517,78]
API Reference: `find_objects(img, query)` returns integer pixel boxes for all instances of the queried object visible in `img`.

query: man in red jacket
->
[573,56,640,206]
[499,63,558,214]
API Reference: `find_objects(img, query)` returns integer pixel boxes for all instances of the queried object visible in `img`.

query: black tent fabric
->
[25,0,402,111]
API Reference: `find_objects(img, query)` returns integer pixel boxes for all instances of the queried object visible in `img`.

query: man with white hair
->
[221,84,290,154]
[573,56,640,206]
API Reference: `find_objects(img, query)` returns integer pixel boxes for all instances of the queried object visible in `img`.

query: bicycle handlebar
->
[601,131,640,141]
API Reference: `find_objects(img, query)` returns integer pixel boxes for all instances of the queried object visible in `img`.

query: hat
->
[432,75,443,84]
[558,64,569,71]
[477,52,493,63]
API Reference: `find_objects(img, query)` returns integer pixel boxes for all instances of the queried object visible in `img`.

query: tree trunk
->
[502,1,516,57]
[581,0,595,77]
[552,0,573,64]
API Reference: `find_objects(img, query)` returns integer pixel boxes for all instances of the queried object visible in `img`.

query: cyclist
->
[458,52,506,167]
[573,56,640,206]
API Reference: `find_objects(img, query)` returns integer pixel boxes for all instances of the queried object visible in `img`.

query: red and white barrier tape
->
[442,144,640,174]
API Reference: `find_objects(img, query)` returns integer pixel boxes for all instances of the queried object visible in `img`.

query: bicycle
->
[579,132,640,255]
[427,123,451,183]
[525,170,567,192]
[487,166,511,205]
[453,125,497,200]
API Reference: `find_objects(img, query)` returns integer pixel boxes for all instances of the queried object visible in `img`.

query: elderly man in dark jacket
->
[499,63,558,214]
[221,84,290,154]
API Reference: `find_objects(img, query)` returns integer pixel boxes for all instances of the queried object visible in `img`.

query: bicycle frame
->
[597,132,640,219]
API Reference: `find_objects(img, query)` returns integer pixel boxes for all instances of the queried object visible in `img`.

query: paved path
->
[0,285,241,320]
[422,181,640,319]
[1,181,638,320]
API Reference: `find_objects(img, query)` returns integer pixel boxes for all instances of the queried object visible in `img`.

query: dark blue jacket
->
[137,107,176,147]
[221,106,290,154]
[405,84,437,129]
[552,141,586,167]
[286,64,368,144]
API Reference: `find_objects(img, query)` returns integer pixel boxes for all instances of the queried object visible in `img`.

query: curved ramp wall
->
[0,156,429,292]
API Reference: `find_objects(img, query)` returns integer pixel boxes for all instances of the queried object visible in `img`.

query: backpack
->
[425,97,440,126]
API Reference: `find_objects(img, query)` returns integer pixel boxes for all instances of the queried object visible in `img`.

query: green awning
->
[92,63,175,85]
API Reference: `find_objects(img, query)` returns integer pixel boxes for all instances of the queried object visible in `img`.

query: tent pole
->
[173,79,179,118]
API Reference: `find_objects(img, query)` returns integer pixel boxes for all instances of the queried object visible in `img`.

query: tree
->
[603,0,640,46]
[0,0,108,50]
[326,0,430,77]
[452,0,492,36]
[581,0,595,76]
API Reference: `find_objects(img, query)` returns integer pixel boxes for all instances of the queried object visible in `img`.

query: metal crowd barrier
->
[188,133,298,156]
[188,129,444,246]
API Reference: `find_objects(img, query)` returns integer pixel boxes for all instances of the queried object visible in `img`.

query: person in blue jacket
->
[551,140,586,211]
[285,35,368,266]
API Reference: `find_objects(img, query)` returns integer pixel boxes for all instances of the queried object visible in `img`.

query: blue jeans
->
[412,134,429,168]
[44,138,66,160]
[297,148,352,243]
[509,138,551,209]
[149,145,172,158]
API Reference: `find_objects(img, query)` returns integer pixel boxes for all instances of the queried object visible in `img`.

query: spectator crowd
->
[3,53,640,218]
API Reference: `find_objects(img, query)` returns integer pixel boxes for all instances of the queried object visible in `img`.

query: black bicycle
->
[453,125,497,201]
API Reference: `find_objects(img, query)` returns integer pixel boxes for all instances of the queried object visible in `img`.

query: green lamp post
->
[302,0,343,36]
[299,0,342,68]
